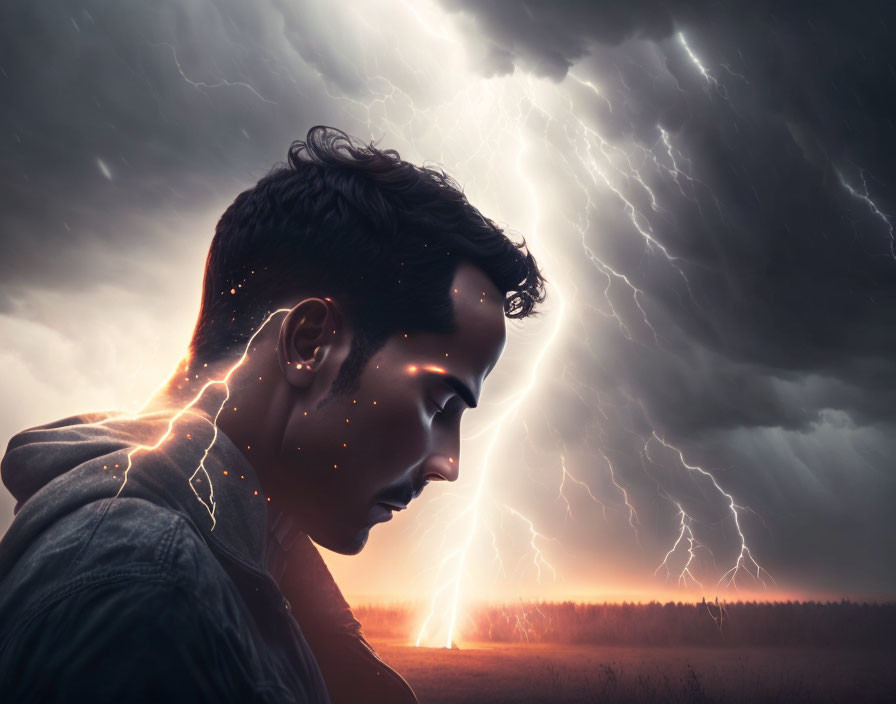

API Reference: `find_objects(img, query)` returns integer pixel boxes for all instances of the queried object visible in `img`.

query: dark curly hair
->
[189,126,546,394]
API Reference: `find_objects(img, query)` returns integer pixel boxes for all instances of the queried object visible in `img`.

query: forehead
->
[389,261,506,396]
[447,261,507,365]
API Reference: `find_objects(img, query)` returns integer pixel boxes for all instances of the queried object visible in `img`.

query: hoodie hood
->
[0,409,270,580]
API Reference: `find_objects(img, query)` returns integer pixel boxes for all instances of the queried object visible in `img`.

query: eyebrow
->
[424,370,477,409]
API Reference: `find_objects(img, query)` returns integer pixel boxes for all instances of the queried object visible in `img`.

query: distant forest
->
[355,601,896,647]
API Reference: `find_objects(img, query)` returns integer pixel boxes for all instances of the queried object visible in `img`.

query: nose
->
[422,454,459,482]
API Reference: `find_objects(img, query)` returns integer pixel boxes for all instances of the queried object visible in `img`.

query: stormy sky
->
[2,0,895,626]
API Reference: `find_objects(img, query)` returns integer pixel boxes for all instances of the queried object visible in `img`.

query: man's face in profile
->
[280,261,507,554]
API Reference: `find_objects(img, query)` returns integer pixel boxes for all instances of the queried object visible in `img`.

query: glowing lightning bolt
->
[654,502,704,590]
[837,169,896,261]
[677,31,719,89]
[599,448,640,539]
[115,309,290,529]
[151,41,277,105]
[415,131,567,648]
[500,505,557,582]
[647,432,773,590]
[557,452,608,522]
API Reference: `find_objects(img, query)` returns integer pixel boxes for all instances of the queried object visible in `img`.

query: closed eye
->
[427,394,447,415]
[428,386,464,418]
[421,370,477,409]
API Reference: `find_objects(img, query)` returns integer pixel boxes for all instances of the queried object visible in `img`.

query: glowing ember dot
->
[373,400,377,405]
[246,445,251,450]
[223,471,228,476]
[333,464,338,469]
[233,407,238,411]
[342,443,347,447]
[353,399,357,404]
[453,288,458,293]
[408,365,418,373]
[296,363,303,369]
[230,288,236,294]
[203,363,207,368]
[303,411,308,416]
[114,464,119,469]
[258,376,263,381]
[186,433,192,440]
[345,418,350,423]
[103,465,107,470]
[240,475,245,480]
[267,497,271,502]
[449,457,455,464]
[253,490,258,496]
[404,333,408,338]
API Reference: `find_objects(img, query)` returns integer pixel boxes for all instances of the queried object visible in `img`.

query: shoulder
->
[0,560,263,702]
[0,497,234,637]
[0,499,272,702]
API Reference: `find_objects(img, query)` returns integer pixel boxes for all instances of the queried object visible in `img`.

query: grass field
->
[356,602,896,703]
[371,640,895,703]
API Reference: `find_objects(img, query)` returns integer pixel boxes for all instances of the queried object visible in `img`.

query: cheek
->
[344,390,430,477]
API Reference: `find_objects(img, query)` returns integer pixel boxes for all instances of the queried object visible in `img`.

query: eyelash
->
[428,395,447,416]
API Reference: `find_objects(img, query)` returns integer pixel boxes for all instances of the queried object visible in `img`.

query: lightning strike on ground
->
[654,502,704,590]
[647,433,773,590]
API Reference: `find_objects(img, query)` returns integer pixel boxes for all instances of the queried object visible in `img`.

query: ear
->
[277,298,344,390]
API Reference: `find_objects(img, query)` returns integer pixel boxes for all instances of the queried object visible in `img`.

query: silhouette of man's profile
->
[0,126,545,703]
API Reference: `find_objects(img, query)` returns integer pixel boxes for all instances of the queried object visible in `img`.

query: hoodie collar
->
[1,408,272,576]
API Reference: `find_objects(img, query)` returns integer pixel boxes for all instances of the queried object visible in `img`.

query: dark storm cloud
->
[447,0,896,434]
[441,0,896,590]
[470,0,896,585]
[0,0,370,303]
[438,0,676,79]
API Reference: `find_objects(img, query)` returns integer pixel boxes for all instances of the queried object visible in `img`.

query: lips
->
[369,500,409,526]
[377,500,408,512]
[370,502,395,525]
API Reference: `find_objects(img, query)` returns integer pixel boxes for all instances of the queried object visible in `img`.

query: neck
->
[143,350,290,494]
[264,508,307,582]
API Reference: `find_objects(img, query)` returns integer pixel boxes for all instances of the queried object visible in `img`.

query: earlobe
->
[282,344,324,389]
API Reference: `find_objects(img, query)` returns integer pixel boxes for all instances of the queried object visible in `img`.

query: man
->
[0,126,545,702]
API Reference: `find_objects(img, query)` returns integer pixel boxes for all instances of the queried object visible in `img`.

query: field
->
[356,602,896,703]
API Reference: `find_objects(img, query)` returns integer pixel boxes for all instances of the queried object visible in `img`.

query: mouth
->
[376,500,408,512]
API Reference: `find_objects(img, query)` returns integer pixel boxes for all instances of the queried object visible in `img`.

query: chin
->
[312,526,370,556]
